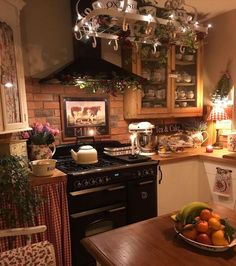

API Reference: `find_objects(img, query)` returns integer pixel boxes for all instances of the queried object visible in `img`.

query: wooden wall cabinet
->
[123,43,203,119]
[0,0,29,134]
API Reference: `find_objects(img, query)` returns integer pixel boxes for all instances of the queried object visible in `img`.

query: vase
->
[29,144,56,161]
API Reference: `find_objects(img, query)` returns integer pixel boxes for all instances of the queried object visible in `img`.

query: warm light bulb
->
[88,129,95,136]
[74,25,79,32]
[208,24,212,28]
[4,82,13,88]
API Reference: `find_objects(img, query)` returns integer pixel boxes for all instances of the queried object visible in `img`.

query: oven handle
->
[70,183,125,196]
[138,180,154,186]
[70,204,126,219]
[108,206,126,213]
[107,185,126,192]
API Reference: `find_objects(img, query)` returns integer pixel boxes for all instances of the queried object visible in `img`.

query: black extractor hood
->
[40,41,141,85]
[40,0,145,89]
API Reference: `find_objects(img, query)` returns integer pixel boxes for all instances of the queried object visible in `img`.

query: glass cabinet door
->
[139,45,169,110]
[174,45,198,109]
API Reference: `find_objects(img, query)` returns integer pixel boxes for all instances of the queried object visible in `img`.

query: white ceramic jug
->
[191,131,209,147]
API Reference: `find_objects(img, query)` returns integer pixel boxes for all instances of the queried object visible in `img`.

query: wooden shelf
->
[176,82,195,86]
[175,99,195,102]
[176,60,195,65]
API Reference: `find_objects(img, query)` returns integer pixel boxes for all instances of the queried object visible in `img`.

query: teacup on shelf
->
[178,90,186,99]
[187,90,194,99]
[183,54,194,62]
[179,101,188,107]
[176,53,183,60]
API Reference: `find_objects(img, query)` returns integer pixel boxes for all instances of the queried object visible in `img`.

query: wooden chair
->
[0,225,56,266]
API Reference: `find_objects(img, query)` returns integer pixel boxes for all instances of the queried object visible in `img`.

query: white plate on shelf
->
[174,225,236,252]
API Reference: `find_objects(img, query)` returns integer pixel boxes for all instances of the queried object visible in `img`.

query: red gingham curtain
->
[0,180,72,266]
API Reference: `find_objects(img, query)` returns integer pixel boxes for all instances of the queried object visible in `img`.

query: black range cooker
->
[54,140,159,266]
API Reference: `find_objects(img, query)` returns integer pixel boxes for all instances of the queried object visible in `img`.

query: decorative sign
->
[155,123,182,134]
[60,96,109,141]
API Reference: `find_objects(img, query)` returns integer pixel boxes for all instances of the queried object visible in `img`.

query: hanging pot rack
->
[74,0,210,52]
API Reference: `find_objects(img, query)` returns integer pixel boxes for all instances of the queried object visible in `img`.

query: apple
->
[196,233,212,245]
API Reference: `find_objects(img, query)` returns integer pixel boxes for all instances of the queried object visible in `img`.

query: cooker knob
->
[83,179,89,187]
[149,169,154,175]
[91,178,96,185]
[105,176,110,182]
[144,169,149,176]
[74,181,82,189]
[137,170,142,177]
[98,178,103,183]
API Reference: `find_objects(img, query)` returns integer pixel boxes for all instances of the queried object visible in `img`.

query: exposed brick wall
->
[25,79,130,144]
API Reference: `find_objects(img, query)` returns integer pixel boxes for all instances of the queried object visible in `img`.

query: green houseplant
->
[0,155,43,229]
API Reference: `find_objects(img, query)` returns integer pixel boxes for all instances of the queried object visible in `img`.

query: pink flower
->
[22,131,30,139]
[21,122,60,145]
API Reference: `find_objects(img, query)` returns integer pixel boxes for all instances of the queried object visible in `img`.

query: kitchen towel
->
[213,167,232,197]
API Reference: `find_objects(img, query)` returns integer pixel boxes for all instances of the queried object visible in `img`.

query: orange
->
[211,230,229,246]
[200,209,212,221]
[208,217,222,230]
[211,212,221,220]
[195,220,209,233]
[182,224,197,240]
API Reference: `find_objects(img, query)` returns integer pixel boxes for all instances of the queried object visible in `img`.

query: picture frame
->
[60,96,110,141]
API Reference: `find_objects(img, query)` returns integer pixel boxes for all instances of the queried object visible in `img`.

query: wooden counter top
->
[29,169,67,186]
[28,148,236,186]
[152,147,236,166]
[81,204,236,266]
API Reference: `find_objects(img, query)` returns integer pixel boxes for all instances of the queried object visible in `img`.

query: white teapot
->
[70,145,98,164]
[191,131,208,147]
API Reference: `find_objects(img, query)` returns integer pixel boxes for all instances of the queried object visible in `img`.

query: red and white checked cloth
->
[207,106,229,121]
[0,180,72,266]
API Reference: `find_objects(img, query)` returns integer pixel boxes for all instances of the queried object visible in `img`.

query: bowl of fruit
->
[171,201,236,252]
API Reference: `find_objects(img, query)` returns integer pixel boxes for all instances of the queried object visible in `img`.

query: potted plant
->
[0,155,43,229]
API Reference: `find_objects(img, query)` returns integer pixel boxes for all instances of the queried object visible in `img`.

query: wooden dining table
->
[81,203,236,266]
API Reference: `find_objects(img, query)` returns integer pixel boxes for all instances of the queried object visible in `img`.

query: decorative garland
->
[60,73,148,96]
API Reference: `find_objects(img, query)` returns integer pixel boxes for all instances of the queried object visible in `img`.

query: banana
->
[176,201,212,225]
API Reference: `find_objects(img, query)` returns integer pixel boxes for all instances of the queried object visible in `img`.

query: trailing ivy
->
[0,155,44,228]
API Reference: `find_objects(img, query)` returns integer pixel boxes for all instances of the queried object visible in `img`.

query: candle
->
[206,145,213,153]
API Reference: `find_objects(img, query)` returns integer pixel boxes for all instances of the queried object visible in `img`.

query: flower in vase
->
[22,122,60,145]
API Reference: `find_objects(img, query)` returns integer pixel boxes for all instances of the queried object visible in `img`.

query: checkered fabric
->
[0,180,72,266]
[207,106,229,121]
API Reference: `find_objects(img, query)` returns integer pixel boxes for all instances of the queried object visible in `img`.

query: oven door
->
[128,177,157,224]
[68,183,127,213]
[70,203,127,266]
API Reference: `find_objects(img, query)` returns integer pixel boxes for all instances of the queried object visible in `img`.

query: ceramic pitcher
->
[29,144,56,161]
[191,131,209,147]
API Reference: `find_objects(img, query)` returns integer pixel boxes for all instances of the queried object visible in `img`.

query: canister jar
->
[227,132,236,151]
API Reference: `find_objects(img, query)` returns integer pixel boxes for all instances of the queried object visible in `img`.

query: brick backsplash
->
[25,79,130,144]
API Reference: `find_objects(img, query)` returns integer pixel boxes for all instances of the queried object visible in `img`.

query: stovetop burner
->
[54,140,155,178]
[56,156,123,174]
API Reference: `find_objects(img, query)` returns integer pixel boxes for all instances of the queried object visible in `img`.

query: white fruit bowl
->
[174,225,236,252]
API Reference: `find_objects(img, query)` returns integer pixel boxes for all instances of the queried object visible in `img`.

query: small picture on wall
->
[60,96,109,141]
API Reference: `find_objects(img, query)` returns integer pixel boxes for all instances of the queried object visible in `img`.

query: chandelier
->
[74,0,211,53]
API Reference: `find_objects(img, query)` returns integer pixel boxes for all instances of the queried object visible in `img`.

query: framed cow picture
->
[60,96,110,141]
